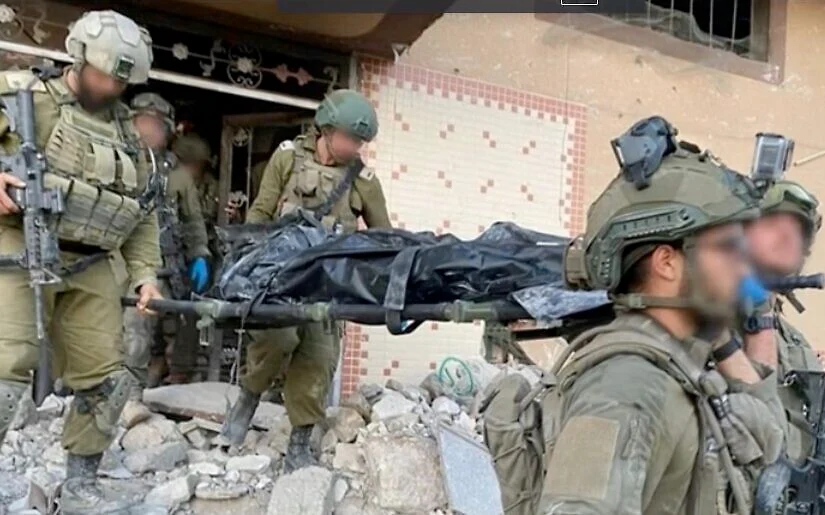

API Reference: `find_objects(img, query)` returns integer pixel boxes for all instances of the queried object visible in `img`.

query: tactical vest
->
[9,71,151,251]
[775,308,822,464]
[538,315,750,515]
[277,134,361,234]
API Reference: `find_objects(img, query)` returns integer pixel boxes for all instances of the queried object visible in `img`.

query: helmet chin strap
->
[612,237,736,327]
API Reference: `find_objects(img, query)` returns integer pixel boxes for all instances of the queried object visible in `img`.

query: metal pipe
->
[0,40,320,110]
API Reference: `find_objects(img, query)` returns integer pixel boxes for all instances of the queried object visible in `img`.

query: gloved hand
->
[738,275,771,317]
[188,257,210,294]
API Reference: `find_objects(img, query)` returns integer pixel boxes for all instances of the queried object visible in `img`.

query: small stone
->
[226,455,271,474]
[385,413,420,433]
[47,418,63,436]
[255,476,273,490]
[124,441,188,474]
[358,383,384,404]
[384,379,405,393]
[224,469,241,483]
[122,414,185,452]
[456,412,477,435]
[333,478,349,503]
[329,407,365,443]
[432,396,461,417]
[186,428,210,450]
[266,466,335,515]
[145,473,198,509]
[321,429,339,453]
[119,400,151,429]
[370,391,416,423]
[35,395,65,419]
[419,373,447,400]
[243,429,261,449]
[10,394,36,431]
[194,482,249,500]
[42,442,64,465]
[341,392,371,420]
[186,450,209,464]
[177,420,199,435]
[189,462,223,476]
[332,443,366,474]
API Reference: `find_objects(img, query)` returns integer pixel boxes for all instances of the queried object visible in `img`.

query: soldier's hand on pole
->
[0,172,25,214]
[137,283,164,315]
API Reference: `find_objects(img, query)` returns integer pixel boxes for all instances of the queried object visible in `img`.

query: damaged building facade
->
[1,0,820,398]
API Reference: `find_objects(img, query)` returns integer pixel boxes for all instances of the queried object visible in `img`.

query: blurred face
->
[690,223,750,310]
[74,65,127,112]
[746,213,805,276]
[133,113,169,151]
[326,128,364,163]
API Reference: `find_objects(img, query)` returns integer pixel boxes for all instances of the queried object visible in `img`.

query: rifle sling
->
[313,158,364,220]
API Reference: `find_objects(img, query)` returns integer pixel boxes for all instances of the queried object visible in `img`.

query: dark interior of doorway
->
[127,79,308,203]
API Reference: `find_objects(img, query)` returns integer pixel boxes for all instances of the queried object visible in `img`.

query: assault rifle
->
[763,273,825,313]
[0,81,64,406]
[756,370,825,515]
[157,200,190,300]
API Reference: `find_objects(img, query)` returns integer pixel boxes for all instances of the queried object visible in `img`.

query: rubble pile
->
[0,358,542,515]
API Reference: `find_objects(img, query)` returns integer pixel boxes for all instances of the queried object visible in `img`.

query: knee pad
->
[71,369,136,438]
[0,380,27,432]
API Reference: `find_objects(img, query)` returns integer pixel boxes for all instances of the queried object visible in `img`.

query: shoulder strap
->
[314,158,363,219]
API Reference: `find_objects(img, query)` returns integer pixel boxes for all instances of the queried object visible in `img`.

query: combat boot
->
[283,425,318,474]
[217,388,260,447]
[59,453,135,514]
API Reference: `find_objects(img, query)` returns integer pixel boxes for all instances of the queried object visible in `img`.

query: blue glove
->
[188,257,210,294]
[738,275,770,317]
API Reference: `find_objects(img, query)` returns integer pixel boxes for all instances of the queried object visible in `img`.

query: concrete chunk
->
[266,466,335,515]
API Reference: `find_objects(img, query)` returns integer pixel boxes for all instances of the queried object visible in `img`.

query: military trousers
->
[123,279,199,388]
[242,321,341,427]
[0,226,133,456]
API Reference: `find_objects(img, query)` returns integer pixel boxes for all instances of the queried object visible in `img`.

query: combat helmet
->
[172,134,211,164]
[760,180,822,251]
[565,116,760,307]
[131,92,175,133]
[65,10,153,84]
[314,89,378,142]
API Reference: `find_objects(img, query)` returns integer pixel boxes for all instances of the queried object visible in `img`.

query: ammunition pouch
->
[45,173,142,251]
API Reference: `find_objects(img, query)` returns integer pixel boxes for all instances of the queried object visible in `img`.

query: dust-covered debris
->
[1,358,541,514]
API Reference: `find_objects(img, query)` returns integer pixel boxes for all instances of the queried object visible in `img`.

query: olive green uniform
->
[244,131,390,426]
[196,171,220,256]
[539,314,783,515]
[123,156,209,387]
[775,306,821,464]
[0,71,161,454]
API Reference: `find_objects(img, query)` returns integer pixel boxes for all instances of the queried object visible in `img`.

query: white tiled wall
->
[340,58,587,393]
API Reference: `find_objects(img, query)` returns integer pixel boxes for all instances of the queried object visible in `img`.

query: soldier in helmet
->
[218,89,391,471]
[121,92,210,421]
[173,133,220,259]
[533,119,785,514]
[0,10,162,512]
[743,181,823,501]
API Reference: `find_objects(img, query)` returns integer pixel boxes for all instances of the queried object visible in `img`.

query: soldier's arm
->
[174,171,210,260]
[540,356,693,515]
[355,174,392,229]
[246,149,292,224]
[121,210,162,291]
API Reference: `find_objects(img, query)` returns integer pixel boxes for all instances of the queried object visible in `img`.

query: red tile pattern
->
[337,56,588,395]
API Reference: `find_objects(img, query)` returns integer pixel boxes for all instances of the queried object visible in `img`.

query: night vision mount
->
[610,116,679,190]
